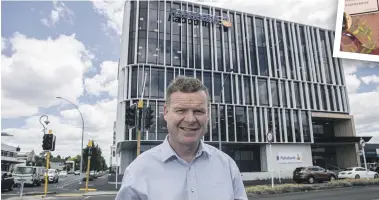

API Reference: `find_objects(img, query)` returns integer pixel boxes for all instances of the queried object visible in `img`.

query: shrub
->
[245,178,379,196]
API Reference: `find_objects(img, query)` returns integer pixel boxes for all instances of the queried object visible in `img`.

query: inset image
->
[333,0,379,62]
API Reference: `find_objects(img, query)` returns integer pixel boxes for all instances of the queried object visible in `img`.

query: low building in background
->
[1,143,25,172]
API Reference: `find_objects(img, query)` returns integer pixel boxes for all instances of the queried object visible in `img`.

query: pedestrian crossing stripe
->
[55,193,84,197]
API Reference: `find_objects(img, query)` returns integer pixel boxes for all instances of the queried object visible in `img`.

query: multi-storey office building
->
[115,0,369,179]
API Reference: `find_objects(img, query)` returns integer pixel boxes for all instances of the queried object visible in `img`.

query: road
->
[1,174,82,199]
[2,182,379,200]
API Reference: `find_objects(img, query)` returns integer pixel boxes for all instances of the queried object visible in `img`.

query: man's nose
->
[184,111,197,123]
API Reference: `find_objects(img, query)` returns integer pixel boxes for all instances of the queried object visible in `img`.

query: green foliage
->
[82,141,108,171]
[245,178,379,196]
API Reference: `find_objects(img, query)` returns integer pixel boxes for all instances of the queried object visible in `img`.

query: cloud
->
[91,0,125,35]
[84,61,118,98]
[1,32,93,118]
[343,59,379,143]
[1,98,117,165]
[361,75,379,85]
[41,1,75,28]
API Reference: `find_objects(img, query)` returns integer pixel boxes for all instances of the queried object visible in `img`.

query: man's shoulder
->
[203,143,235,163]
[125,144,164,171]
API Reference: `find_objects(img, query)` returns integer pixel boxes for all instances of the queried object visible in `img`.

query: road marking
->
[56,193,84,197]
[58,177,82,188]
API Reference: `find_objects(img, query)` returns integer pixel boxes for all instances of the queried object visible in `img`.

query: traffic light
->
[144,105,155,129]
[42,134,55,151]
[125,104,137,128]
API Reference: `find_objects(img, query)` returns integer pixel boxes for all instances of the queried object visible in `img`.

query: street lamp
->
[39,115,50,134]
[56,96,84,184]
[218,68,234,151]
[360,138,369,180]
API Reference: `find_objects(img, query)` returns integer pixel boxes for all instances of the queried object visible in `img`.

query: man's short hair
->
[166,76,210,106]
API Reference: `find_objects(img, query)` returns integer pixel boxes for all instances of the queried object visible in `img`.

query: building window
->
[235,106,248,142]
[214,73,222,102]
[321,85,327,110]
[244,76,252,105]
[274,108,281,142]
[248,107,256,142]
[271,80,279,107]
[280,80,287,107]
[258,78,269,106]
[150,67,165,99]
[267,20,276,77]
[148,101,157,140]
[157,101,167,140]
[220,105,226,141]
[293,110,301,142]
[227,105,235,142]
[248,17,257,75]
[286,110,293,142]
[143,67,150,98]
[211,104,219,141]
[277,22,287,78]
[320,31,332,84]
[256,18,268,76]
[204,72,212,102]
[294,82,301,109]
[131,67,138,98]
[224,74,232,103]
[285,23,295,79]
[302,111,311,142]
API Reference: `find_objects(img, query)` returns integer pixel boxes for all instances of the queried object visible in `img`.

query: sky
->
[1,0,379,167]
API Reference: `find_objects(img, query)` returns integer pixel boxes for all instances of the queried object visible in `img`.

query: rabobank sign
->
[277,152,303,164]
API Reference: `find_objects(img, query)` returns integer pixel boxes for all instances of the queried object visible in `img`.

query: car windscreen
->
[14,167,34,174]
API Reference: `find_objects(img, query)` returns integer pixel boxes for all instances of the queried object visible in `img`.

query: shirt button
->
[191,189,195,192]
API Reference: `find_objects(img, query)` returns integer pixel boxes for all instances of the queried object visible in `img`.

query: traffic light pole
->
[44,130,52,196]
[85,140,93,192]
[136,73,148,157]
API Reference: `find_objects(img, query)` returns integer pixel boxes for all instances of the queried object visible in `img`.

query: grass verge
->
[245,178,379,196]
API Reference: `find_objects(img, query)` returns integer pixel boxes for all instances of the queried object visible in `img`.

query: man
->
[115,76,247,200]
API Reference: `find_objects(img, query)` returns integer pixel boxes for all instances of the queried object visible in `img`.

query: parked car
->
[338,167,379,179]
[293,166,337,184]
[74,170,81,175]
[58,171,68,177]
[1,172,15,191]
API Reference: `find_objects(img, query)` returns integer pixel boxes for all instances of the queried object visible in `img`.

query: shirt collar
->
[161,135,212,162]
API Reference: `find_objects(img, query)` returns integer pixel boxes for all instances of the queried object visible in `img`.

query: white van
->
[13,166,42,187]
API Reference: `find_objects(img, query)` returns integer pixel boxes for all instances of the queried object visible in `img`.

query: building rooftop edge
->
[127,0,335,32]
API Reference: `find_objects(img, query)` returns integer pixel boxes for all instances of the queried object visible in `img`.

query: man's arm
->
[115,169,141,200]
[230,160,248,200]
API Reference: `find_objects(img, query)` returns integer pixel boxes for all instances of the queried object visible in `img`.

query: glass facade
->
[119,1,349,172]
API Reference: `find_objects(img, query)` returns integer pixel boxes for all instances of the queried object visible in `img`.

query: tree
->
[82,141,108,171]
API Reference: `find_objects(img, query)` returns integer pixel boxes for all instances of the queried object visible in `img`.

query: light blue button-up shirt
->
[115,136,248,200]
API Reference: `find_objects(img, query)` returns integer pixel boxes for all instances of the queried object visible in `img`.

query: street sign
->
[267,131,273,144]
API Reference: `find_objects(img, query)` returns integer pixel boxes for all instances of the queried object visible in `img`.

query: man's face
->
[164,91,209,146]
